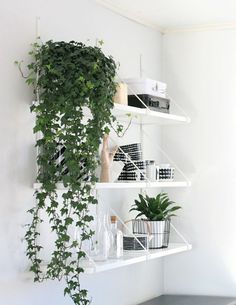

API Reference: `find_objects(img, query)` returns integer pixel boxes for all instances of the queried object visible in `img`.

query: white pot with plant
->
[129,192,181,249]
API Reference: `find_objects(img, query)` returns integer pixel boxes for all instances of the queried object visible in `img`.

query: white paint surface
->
[97,0,236,32]
[0,0,163,304]
[162,30,236,296]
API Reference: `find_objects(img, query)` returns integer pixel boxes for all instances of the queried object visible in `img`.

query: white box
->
[123,78,167,98]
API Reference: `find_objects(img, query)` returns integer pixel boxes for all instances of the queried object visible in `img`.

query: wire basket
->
[132,219,170,249]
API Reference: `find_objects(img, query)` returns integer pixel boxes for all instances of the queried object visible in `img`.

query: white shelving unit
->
[33,94,192,272]
[84,99,192,271]
[82,243,192,274]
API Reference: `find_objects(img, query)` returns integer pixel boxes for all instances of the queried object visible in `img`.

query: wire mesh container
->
[132,219,170,249]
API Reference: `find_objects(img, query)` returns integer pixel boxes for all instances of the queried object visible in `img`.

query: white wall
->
[0,0,164,304]
[162,30,236,296]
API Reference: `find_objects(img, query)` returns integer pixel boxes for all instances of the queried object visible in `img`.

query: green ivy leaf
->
[23,39,118,305]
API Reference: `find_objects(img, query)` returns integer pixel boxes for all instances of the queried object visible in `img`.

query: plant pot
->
[132,219,170,249]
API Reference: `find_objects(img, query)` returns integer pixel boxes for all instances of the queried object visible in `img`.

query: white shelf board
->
[32,101,190,125]
[82,243,192,274]
[33,181,191,191]
[96,181,191,189]
[112,103,190,125]
[23,243,192,279]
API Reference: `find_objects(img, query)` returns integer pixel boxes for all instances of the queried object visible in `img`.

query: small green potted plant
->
[129,192,181,249]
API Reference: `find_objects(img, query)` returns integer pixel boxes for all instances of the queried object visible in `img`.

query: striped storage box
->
[123,234,149,251]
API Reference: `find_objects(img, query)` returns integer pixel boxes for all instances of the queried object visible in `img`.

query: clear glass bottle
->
[109,216,123,259]
[91,214,110,262]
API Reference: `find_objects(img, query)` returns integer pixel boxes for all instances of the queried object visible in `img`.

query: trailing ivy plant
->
[19,39,120,305]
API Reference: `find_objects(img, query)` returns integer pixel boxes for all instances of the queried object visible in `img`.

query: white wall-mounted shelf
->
[33,101,190,125]
[112,103,190,125]
[23,243,192,279]
[96,181,191,189]
[82,243,192,274]
[33,181,191,191]
[31,97,192,278]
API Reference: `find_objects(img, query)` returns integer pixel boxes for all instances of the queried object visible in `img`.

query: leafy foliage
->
[23,39,118,305]
[130,192,181,221]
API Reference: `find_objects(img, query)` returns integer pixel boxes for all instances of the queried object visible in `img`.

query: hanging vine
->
[20,40,118,305]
